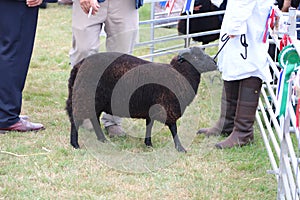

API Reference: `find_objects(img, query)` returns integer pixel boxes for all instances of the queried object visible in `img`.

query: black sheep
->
[66,47,217,152]
[178,0,227,45]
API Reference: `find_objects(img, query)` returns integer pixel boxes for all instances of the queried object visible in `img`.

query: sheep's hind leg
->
[144,118,154,147]
[70,122,80,149]
[91,117,107,142]
[168,123,186,153]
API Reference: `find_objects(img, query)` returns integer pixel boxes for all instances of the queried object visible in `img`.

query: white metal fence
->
[256,8,300,200]
[138,2,300,199]
[137,0,222,60]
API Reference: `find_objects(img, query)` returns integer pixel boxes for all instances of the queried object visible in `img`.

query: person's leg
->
[101,0,139,136]
[215,77,262,149]
[70,0,107,132]
[0,1,43,132]
[69,0,107,67]
[104,0,139,53]
[197,80,239,136]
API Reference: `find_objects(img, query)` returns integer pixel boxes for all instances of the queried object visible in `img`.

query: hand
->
[80,0,100,15]
[194,5,202,11]
[26,0,43,7]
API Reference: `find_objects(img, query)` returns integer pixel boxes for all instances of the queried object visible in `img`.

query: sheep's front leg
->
[144,118,154,147]
[91,117,107,142]
[168,123,186,153]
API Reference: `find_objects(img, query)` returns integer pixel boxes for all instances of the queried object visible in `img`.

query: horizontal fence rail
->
[136,1,223,60]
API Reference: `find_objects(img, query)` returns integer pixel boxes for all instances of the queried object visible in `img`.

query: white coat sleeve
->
[225,0,257,35]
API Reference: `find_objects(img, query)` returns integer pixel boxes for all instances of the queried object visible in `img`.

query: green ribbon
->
[279,64,295,116]
[278,45,300,117]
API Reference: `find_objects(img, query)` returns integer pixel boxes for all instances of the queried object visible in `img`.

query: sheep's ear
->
[178,48,191,59]
[191,46,205,57]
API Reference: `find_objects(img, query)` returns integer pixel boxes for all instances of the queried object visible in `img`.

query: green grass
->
[0,3,277,199]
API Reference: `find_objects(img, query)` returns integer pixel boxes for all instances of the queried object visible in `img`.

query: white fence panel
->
[256,7,300,200]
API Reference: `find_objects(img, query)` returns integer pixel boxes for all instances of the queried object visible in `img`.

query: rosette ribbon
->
[277,45,300,117]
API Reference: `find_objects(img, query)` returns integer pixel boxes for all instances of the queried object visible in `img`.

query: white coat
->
[217,0,275,82]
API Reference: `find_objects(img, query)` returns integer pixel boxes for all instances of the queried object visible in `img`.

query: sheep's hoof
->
[71,143,80,149]
[176,145,187,153]
[144,139,153,147]
[145,142,153,147]
[98,138,108,143]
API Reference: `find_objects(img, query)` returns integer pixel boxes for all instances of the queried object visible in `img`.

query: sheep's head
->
[178,47,217,73]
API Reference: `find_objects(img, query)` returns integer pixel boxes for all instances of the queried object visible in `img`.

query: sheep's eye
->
[177,56,185,63]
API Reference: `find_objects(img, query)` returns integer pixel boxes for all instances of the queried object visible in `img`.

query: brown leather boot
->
[197,80,239,137]
[215,77,262,149]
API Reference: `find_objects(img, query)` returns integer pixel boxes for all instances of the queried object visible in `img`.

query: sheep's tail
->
[66,59,85,119]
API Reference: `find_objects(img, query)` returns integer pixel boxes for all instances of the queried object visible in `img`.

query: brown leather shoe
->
[0,119,45,133]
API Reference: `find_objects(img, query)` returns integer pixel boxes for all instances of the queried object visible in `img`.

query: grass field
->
[0,3,277,199]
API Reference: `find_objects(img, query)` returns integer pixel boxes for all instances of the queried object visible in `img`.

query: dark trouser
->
[0,1,39,128]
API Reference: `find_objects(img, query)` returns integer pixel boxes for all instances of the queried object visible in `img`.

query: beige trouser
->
[70,0,139,127]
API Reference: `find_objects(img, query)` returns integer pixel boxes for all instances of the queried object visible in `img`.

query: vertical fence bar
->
[277,81,293,199]
[288,7,297,38]
[185,11,190,48]
[150,1,156,62]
